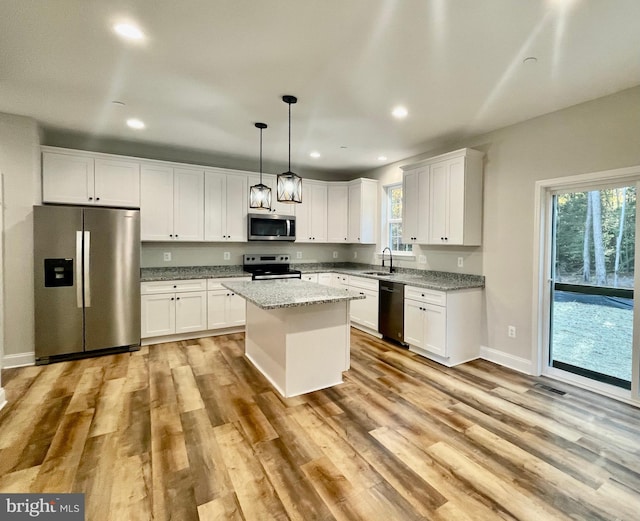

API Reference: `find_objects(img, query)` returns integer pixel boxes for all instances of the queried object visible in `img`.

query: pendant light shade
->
[249,122,272,210]
[277,95,302,204]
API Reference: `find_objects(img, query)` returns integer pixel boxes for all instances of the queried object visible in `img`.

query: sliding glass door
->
[549,186,636,390]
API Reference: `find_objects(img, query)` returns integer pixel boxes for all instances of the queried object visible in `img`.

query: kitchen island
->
[221,279,364,398]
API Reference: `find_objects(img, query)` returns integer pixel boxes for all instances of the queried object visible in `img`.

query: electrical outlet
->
[296,251,302,259]
[508,326,516,338]
[457,257,464,268]
[353,251,358,259]
[332,251,338,259]
[163,252,171,262]
[418,255,427,264]
[223,252,230,260]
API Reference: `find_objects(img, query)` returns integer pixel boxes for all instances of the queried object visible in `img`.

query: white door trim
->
[532,165,640,404]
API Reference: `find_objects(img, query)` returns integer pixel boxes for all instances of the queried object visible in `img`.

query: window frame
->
[383,182,413,256]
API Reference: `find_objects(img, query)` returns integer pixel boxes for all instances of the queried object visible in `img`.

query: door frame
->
[532,165,640,405]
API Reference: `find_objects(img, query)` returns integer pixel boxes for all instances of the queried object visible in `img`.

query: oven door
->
[248,214,296,241]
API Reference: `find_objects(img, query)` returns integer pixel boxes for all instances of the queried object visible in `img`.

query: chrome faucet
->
[381,247,394,273]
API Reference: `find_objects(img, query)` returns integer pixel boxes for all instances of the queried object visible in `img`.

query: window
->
[386,183,412,253]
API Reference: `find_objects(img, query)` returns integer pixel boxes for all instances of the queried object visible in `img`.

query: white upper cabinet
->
[401,165,429,244]
[296,180,327,242]
[348,178,378,244]
[141,165,204,241]
[205,169,248,241]
[402,148,483,246]
[42,149,140,208]
[327,183,349,243]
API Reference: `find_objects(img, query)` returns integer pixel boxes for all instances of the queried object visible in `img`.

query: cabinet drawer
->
[141,279,207,295]
[207,277,250,290]
[405,285,446,306]
[348,275,379,292]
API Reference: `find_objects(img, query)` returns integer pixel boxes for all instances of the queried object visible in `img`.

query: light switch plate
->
[332,251,338,259]
[223,252,230,260]
[457,257,464,268]
[163,252,171,262]
[418,255,426,264]
[296,251,302,259]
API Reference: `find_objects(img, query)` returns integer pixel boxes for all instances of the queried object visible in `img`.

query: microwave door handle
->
[286,219,291,237]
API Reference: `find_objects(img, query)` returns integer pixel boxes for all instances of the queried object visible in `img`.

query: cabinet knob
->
[169,234,173,237]
[171,297,175,301]
[96,197,100,201]
[175,235,179,238]
[88,197,93,201]
[176,297,180,300]
[173,285,177,288]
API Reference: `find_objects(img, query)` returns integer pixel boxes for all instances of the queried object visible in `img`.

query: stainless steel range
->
[243,253,302,280]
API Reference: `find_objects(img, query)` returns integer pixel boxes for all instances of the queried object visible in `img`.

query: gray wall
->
[361,85,640,363]
[0,112,41,360]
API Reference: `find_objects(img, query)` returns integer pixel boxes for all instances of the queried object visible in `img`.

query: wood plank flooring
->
[1,329,640,520]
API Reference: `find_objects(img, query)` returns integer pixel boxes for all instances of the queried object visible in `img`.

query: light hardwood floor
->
[1,329,640,520]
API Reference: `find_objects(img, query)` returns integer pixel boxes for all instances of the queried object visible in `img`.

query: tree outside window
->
[387,184,412,252]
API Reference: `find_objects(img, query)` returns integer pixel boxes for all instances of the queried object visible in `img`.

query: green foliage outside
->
[554,187,636,288]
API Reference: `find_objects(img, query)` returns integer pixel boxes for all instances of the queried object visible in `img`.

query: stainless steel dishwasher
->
[378,280,406,345]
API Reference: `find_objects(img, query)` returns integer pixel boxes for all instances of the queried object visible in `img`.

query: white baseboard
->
[479,345,533,375]
[3,351,35,368]
[0,387,6,411]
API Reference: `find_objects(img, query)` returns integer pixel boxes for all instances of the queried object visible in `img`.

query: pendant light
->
[277,95,302,204]
[249,122,272,210]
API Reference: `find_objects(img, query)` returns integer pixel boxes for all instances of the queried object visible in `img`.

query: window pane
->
[390,186,403,219]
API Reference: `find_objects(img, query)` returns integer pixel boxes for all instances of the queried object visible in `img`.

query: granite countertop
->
[140,265,249,281]
[221,279,365,309]
[140,263,485,291]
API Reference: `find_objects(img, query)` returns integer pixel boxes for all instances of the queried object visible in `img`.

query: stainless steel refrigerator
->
[34,205,140,364]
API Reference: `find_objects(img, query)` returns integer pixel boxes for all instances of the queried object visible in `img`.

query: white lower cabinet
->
[301,273,319,283]
[141,279,207,338]
[207,277,250,330]
[348,276,379,333]
[317,273,332,286]
[404,285,482,366]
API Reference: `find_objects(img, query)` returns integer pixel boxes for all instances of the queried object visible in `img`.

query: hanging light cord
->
[259,126,263,183]
[287,101,291,172]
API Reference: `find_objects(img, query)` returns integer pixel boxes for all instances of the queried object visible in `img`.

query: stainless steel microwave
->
[248,213,296,241]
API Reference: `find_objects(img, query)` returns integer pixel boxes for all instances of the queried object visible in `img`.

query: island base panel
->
[244,301,350,398]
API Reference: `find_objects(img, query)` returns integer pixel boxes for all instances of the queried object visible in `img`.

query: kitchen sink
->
[362,271,394,276]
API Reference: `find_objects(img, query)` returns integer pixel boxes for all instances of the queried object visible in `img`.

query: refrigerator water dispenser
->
[44,258,74,287]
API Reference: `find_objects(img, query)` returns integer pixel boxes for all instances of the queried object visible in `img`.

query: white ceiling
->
[1,0,639,175]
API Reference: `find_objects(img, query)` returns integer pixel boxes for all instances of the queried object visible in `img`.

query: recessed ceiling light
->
[113,23,145,41]
[111,100,125,106]
[309,151,321,159]
[523,56,538,65]
[377,156,387,161]
[126,118,145,129]
[340,146,348,149]
[392,106,408,119]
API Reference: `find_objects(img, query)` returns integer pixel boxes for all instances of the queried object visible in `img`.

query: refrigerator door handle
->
[84,231,91,307]
[76,231,83,308]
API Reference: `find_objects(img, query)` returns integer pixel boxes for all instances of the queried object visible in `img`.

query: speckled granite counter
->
[140,263,484,291]
[221,279,364,310]
[141,265,249,282]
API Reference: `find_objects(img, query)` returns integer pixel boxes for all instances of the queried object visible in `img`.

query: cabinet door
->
[174,168,204,241]
[348,182,361,243]
[207,289,227,329]
[350,288,378,330]
[225,174,248,241]
[327,183,349,242]
[226,293,246,326]
[423,303,447,356]
[141,165,174,241]
[141,293,175,338]
[403,299,424,348]
[42,152,94,205]
[309,182,328,242]
[402,169,420,243]
[428,160,449,244]
[175,291,207,333]
[204,171,226,241]
[94,158,140,208]
[295,195,311,243]
[446,157,466,245]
